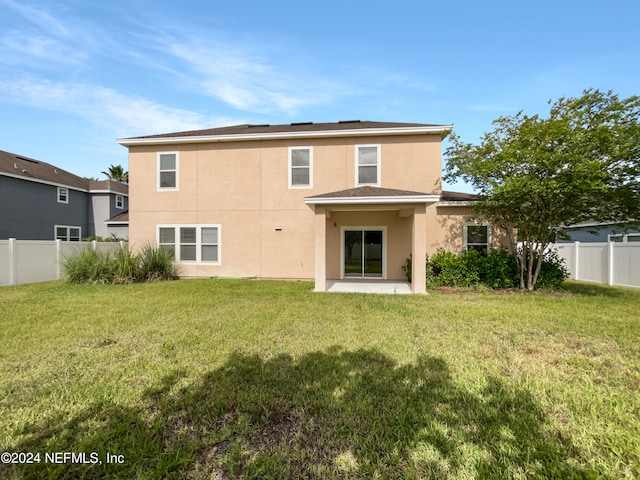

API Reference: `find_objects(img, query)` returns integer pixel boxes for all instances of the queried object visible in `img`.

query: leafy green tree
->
[101,164,129,183]
[444,89,640,290]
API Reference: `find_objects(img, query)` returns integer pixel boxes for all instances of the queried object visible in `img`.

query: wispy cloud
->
[153,37,348,115]
[1,0,71,37]
[0,75,239,136]
[0,33,87,67]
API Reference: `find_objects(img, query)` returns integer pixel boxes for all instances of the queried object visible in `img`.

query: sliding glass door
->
[343,229,384,278]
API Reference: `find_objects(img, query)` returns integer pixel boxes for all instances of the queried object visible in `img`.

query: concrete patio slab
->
[325,279,413,294]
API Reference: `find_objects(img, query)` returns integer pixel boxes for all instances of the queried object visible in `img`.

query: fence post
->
[574,241,580,281]
[92,240,97,251]
[608,241,614,286]
[9,238,16,286]
[56,239,62,280]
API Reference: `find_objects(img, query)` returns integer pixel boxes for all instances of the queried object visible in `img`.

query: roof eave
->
[117,125,453,147]
[304,194,441,205]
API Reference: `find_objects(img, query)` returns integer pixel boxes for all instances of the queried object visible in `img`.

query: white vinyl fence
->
[554,242,640,289]
[0,239,127,286]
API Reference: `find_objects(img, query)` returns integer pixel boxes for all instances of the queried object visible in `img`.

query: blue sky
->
[1,0,638,191]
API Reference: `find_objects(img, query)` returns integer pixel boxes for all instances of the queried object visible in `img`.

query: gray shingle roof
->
[0,149,89,190]
[0,149,128,194]
[306,186,434,199]
[106,211,129,223]
[440,190,478,202]
[124,120,449,140]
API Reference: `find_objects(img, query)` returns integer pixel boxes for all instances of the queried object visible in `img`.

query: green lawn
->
[0,279,639,479]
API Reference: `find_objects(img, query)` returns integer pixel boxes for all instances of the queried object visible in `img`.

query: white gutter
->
[437,201,476,207]
[118,125,453,147]
[305,194,440,205]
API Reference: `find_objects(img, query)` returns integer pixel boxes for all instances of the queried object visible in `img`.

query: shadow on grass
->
[562,280,640,298]
[4,348,600,479]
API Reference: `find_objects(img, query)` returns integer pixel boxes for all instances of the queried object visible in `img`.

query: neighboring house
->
[118,120,498,293]
[0,150,129,240]
[559,221,640,243]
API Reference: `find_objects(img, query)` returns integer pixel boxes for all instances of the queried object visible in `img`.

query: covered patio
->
[304,186,440,294]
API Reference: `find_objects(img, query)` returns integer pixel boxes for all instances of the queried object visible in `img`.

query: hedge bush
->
[403,248,568,289]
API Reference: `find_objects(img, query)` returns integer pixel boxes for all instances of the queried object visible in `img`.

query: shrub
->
[427,248,480,287]
[475,249,519,289]
[401,254,412,283]
[62,245,178,284]
[532,249,569,289]
[402,247,568,290]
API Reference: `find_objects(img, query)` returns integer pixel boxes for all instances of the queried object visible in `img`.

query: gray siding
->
[0,176,92,240]
[91,193,128,238]
[560,225,640,243]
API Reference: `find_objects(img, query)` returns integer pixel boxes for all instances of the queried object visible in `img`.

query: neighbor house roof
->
[89,179,129,195]
[440,191,478,202]
[118,120,453,146]
[106,211,129,224]
[0,149,89,190]
[0,149,128,195]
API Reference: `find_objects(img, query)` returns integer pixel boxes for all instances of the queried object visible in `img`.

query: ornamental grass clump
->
[62,245,178,284]
[137,244,179,282]
[62,247,114,284]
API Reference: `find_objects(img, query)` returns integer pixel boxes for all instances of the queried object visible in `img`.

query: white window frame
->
[115,195,124,209]
[288,146,313,189]
[156,224,221,264]
[55,225,81,241]
[355,144,381,187]
[608,232,640,242]
[339,226,387,279]
[463,222,491,252]
[57,187,69,204]
[157,152,179,191]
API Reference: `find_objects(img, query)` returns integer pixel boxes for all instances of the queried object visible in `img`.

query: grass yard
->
[0,279,639,479]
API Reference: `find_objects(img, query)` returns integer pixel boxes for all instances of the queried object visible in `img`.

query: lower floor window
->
[158,225,220,263]
[464,224,489,252]
[609,233,640,242]
[55,225,81,241]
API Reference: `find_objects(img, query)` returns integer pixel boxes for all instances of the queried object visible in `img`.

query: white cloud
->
[160,39,342,115]
[0,75,240,137]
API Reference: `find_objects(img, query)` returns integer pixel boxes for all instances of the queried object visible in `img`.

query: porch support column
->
[314,206,327,292]
[412,205,427,294]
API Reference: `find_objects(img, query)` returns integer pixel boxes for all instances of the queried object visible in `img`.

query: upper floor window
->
[158,152,178,190]
[464,223,490,252]
[115,195,124,209]
[57,187,69,204]
[355,145,380,186]
[288,147,313,188]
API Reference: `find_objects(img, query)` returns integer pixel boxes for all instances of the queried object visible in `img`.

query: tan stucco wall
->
[127,133,483,280]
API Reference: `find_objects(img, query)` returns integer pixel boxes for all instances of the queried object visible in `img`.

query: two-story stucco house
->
[118,120,492,293]
[0,149,129,240]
